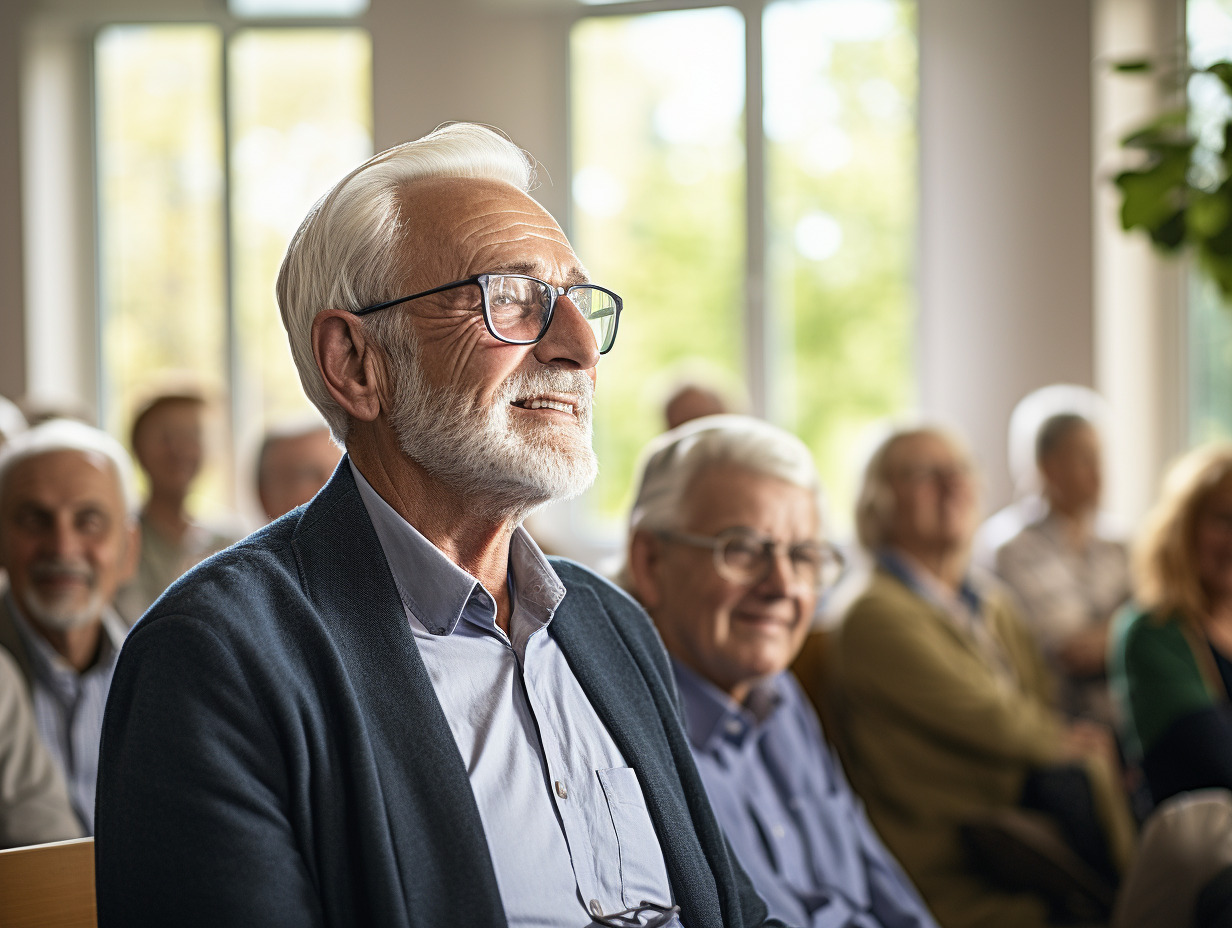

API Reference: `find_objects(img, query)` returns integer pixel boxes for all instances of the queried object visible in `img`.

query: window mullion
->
[220,27,240,509]
[743,0,769,419]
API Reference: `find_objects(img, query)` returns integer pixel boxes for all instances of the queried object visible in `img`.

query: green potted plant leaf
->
[1114,58,1232,299]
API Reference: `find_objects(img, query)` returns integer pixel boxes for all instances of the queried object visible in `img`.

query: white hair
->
[621,415,824,588]
[853,424,972,550]
[275,122,537,442]
[0,418,138,515]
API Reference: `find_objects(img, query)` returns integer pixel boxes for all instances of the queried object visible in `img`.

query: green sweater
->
[1109,606,1220,762]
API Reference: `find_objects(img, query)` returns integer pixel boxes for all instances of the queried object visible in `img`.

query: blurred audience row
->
[0,392,339,846]
[4,380,1232,928]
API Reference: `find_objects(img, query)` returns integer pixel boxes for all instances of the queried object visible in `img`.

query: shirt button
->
[724,719,743,737]
[555,780,568,800]
[771,823,786,840]
[589,899,604,917]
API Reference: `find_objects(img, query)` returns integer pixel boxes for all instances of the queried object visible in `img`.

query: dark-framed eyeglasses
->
[657,527,845,592]
[352,273,623,354]
[591,900,681,928]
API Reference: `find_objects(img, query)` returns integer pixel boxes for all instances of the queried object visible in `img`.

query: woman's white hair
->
[620,415,824,588]
[275,122,537,442]
[0,418,138,515]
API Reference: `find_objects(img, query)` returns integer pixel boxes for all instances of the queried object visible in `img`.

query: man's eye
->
[724,538,764,564]
[77,510,109,535]
[14,511,51,532]
[790,546,824,568]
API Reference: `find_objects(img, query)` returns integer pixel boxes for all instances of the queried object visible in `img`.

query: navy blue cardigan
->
[95,462,782,928]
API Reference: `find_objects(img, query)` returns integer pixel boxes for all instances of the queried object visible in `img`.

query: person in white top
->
[994,412,1130,723]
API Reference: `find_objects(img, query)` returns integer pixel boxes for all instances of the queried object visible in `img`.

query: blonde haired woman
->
[1110,443,1232,806]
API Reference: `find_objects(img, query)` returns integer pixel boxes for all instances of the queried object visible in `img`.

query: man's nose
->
[532,293,601,371]
[46,515,84,559]
[756,548,795,596]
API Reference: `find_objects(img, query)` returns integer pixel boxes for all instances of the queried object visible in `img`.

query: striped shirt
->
[5,593,126,833]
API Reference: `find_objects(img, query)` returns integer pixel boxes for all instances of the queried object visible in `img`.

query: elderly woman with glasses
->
[1111,443,1232,807]
[622,415,937,928]
[815,426,1135,928]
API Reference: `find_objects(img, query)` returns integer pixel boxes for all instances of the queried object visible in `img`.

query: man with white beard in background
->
[0,419,139,833]
[95,123,783,928]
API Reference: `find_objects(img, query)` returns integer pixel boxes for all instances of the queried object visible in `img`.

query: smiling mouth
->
[511,396,576,415]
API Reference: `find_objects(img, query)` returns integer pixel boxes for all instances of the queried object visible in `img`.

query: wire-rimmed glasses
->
[352,273,623,354]
[657,527,845,592]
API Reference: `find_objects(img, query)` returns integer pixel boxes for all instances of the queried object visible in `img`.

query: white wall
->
[917,0,1097,513]
[369,1,572,226]
[0,0,33,402]
[1093,0,1186,531]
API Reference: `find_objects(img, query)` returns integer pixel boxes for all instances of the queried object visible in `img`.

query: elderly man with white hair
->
[0,418,140,834]
[95,124,784,928]
[815,425,1134,928]
[624,415,937,928]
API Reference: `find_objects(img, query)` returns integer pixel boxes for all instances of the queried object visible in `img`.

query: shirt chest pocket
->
[596,766,673,910]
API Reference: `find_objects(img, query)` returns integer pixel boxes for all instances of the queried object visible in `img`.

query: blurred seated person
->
[0,419,140,833]
[1111,444,1232,807]
[665,383,729,431]
[0,646,82,848]
[256,417,342,521]
[116,392,235,622]
[974,385,1117,569]
[1111,789,1232,928]
[823,426,1134,928]
[624,415,938,928]
[995,413,1130,724]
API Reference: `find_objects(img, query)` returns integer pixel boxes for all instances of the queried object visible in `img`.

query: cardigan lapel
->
[550,583,725,928]
[290,461,507,927]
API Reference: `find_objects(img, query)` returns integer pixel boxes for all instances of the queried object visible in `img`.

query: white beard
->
[20,561,104,631]
[384,333,599,522]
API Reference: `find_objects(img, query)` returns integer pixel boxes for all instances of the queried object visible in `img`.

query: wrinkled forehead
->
[394,176,581,283]
[0,449,125,511]
[886,431,968,473]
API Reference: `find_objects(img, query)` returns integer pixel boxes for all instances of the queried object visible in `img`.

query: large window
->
[1189,0,1232,444]
[95,21,371,514]
[572,8,748,519]
[571,0,917,532]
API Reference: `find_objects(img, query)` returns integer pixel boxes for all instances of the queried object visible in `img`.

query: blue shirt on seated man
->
[622,414,937,928]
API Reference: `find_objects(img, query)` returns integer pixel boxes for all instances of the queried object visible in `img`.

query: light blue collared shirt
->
[351,462,675,927]
[5,591,126,833]
[674,660,937,928]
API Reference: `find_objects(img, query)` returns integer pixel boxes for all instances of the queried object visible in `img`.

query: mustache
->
[501,368,594,412]
[29,559,95,585]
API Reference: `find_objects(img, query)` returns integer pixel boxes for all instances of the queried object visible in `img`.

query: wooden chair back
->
[0,837,96,928]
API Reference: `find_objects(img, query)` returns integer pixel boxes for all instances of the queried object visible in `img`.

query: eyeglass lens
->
[717,531,840,590]
[485,275,618,352]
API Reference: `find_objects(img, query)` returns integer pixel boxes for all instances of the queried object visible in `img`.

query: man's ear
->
[628,529,666,611]
[312,310,387,424]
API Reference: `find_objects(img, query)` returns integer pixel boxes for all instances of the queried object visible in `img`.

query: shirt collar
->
[4,590,126,685]
[878,548,983,615]
[349,458,565,637]
[671,657,786,752]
